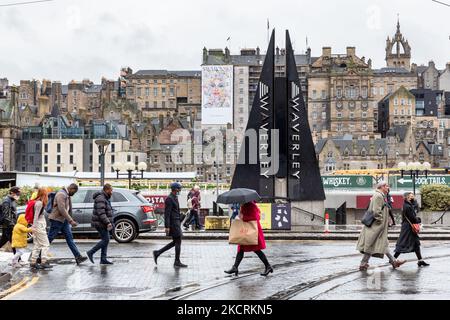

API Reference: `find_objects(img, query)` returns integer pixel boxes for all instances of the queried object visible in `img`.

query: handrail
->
[291,206,336,224]
[431,207,450,225]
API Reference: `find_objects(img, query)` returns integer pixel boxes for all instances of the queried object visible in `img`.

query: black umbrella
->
[217,188,261,204]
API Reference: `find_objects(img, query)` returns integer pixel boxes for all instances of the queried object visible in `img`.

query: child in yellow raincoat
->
[11,215,33,268]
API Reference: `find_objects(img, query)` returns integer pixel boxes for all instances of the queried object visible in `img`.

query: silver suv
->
[18,187,157,243]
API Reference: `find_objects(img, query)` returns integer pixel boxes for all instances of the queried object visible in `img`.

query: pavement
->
[2,239,450,300]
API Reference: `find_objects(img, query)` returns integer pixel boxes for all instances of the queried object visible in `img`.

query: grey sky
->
[0,0,449,85]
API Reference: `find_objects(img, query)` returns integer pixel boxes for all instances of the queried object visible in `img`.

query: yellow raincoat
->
[12,215,32,249]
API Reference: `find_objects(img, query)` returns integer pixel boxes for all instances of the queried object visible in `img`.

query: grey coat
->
[356,190,390,258]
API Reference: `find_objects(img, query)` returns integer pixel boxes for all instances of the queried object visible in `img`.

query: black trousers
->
[156,237,182,262]
[394,248,422,260]
[233,250,270,268]
[0,225,16,254]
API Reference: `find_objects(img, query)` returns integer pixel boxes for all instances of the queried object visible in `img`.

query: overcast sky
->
[0,0,449,85]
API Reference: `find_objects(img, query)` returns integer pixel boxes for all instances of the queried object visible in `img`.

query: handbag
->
[228,219,258,246]
[361,209,375,227]
[404,215,421,234]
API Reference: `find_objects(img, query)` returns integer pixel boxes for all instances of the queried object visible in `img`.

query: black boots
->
[418,260,430,267]
[174,261,188,268]
[153,251,159,265]
[75,256,87,265]
[224,266,239,276]
[261,265,274,277]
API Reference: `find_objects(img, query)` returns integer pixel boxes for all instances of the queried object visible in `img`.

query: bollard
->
[324,213,330,234]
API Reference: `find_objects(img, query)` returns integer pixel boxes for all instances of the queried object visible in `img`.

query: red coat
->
[237,202,266,253]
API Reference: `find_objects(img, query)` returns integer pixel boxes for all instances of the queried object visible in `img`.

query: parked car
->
[16,187,157,243]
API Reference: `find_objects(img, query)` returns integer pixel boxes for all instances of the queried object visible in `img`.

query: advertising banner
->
[201,65,234,125]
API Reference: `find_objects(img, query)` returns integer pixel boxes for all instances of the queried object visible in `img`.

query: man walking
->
[357,181,405,271]
[0,187,21,253]
[48,184,87,265]
[87,184,114,265]
[153,182,187,268]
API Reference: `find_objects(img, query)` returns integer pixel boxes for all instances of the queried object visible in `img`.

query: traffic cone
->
[324,213,330,234]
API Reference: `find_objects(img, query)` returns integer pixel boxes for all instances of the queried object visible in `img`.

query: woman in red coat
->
[225,201,273,277]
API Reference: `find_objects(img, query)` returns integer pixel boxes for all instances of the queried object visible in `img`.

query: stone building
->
[315,134,388,174]
[308,46,373,142]
[378,86,415,137]
[0,78,9,99]
[125,70,201,119]
[418,61,440,90]
[439,63,450,91]
[385,20,411,70]
[0,87,21,172]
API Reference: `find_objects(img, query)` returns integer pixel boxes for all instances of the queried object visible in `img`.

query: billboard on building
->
[0,139,4,172]
[201,65,234,125]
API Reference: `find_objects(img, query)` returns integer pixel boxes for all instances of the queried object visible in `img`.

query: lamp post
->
[398,161,431,195]
[113,161,147,189]
[95,140,111,187]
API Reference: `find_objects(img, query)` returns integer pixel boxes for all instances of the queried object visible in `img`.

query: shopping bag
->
[228,219,258,246]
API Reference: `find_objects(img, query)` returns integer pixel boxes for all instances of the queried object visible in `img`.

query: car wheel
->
[113,218,137,243]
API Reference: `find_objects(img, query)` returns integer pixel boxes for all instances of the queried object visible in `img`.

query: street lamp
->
[113,161,147,189]
[398,161,431,195]
[95,140,111,187]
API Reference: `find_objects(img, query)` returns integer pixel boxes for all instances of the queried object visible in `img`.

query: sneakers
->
[86,251,94,264]
[75,255,88,265]
[100,260,114,265]
[174,261,188,268]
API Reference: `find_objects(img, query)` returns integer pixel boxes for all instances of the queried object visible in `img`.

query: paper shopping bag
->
[228,219,258,246]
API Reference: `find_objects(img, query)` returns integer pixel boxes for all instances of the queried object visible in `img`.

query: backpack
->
[25,200,37,225]
[45,192,57,213]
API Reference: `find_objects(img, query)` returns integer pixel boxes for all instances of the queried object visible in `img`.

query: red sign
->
[356,195,404,210]
[144,196,167,211]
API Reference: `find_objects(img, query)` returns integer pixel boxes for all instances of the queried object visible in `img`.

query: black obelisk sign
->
[231,30,275,198]
[285,30,325,201]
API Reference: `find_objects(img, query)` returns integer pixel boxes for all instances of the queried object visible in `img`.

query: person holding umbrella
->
[219,189,273,277]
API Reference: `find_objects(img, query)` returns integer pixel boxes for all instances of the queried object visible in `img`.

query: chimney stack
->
[322,47,331,58]
[346,47,356,56]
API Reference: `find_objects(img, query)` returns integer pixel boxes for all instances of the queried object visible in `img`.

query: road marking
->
[0,276,40,300]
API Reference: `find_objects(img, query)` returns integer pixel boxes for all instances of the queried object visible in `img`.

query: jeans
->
[87,227,110,263]
[48,220,81,258]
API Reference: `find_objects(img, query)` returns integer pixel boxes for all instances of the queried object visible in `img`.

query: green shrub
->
[0,186,62,206]
[420,185,450,211]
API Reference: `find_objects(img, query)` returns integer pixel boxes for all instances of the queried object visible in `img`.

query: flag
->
[267,19,270,30]
[226,37,231,41]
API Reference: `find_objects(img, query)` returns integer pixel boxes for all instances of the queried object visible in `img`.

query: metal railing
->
[431,207,450,225]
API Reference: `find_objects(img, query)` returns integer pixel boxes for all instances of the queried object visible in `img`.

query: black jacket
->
[395,200,421,254]
[91,191,113,229]
[1,196,17,227]
[164,193,182,238]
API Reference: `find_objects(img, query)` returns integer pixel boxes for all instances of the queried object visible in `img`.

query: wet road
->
[1,240,450,300]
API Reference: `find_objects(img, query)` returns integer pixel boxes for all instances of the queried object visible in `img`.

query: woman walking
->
[30,188,52,270]
[394,192,429,267]
[357,181,406,271]
[225,201,273,277]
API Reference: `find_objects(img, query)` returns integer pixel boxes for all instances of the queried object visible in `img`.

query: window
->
[154,101,158,108]
[44,155,48,164]
[30,156,34,165]
[57,155,61,164]
[312,90,317,99]
[127,155,131,162]
[343,163,350,170]
[36,144,40,152]
[145,101,149,108]
[71,190,88,204]
[111,193,128,203]
[137,87,142,96]
[111,155,115,164]
[57,144,61,153]
[70,144,74,153]
[145,88,150,97]
[162,88,166,97]
[44,167,48,173]
[321,90,326,99]
[70,155,74,164]
[57,167,61,173]
[170,87,174,97]
[162,101,166,108]
[154,88,158,97]
[321,112,326,120]
[362,112,367,118]
[336,88,342,98]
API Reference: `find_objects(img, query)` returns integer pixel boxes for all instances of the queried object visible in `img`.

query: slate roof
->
[133,70,201,77]
[315,135,387,156]
[203,53,312,66]
[373,67,413,75]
